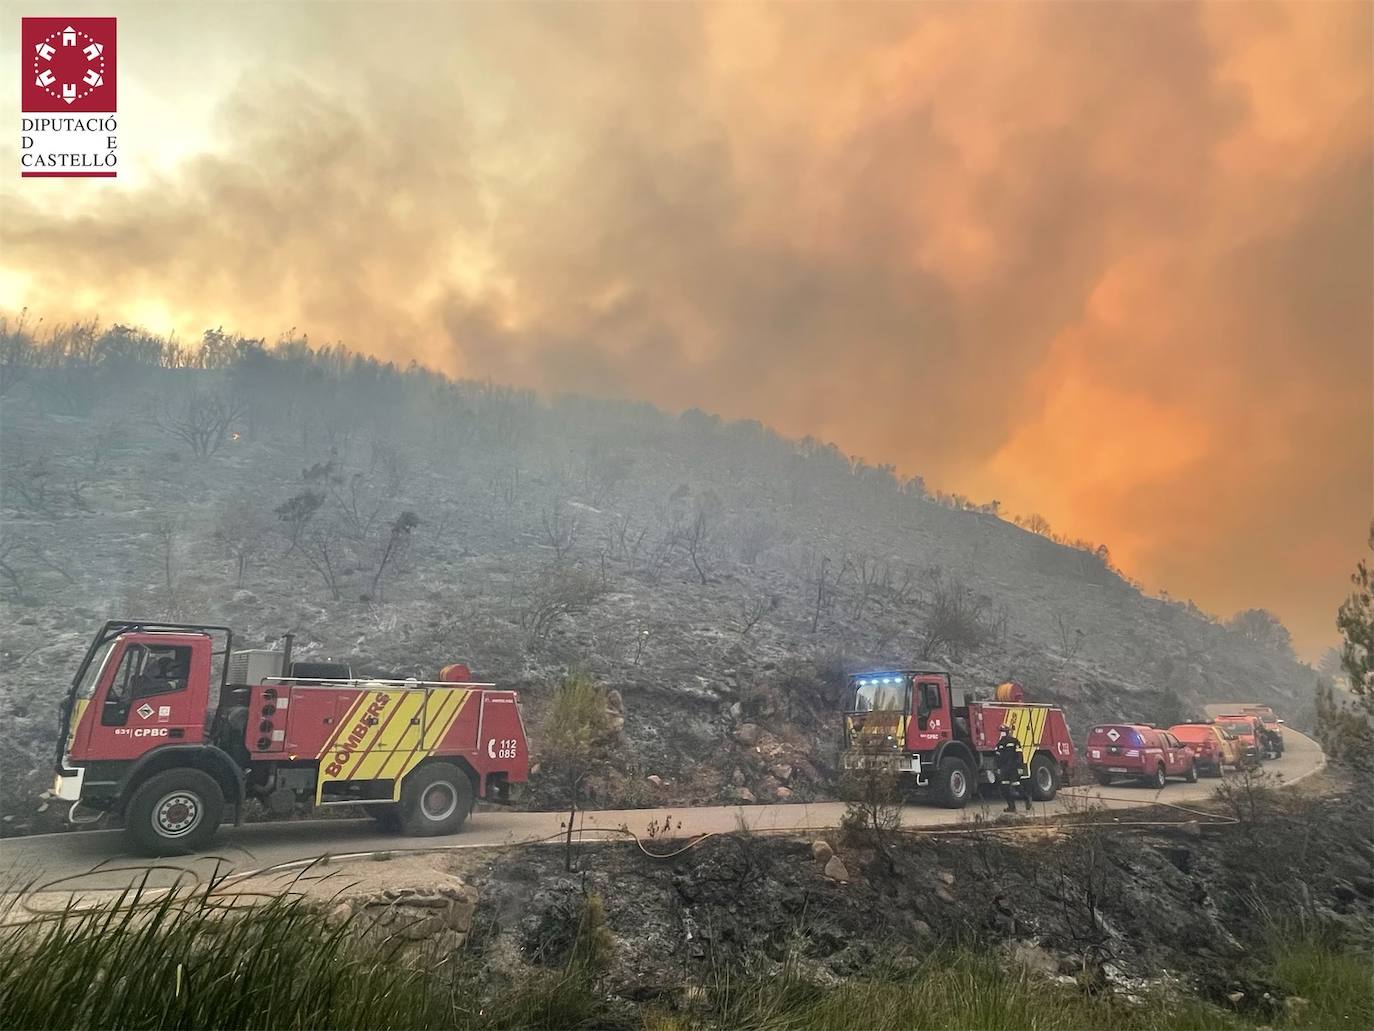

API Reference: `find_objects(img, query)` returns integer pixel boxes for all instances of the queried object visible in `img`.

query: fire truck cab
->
[841,667,1076,808]
[53,621,529,856]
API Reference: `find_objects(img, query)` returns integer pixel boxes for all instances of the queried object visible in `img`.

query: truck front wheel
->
[398,763,474,836]
[934,757,972,809]
[125,768,224,857]
[1029,755,1059,801]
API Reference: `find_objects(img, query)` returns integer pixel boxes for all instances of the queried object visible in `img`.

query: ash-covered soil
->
[453,773,1373,1018]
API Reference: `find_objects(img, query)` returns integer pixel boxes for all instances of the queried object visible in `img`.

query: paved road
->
[0,728,1323,893]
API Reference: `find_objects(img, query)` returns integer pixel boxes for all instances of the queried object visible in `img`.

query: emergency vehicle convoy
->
[53,619,1292,855]
[841,669,1076,807]
[53,621,530,855]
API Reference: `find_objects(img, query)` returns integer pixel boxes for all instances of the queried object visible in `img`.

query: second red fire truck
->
[841,668,1076,807]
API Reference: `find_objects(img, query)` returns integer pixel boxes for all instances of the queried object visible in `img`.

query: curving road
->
[0,728,1324,894]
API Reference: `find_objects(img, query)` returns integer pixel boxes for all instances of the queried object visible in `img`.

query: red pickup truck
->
[1086,724,1197,788]
[1167,722,1230,777]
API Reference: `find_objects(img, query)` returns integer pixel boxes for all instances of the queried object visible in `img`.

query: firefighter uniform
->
[995,725,1032,812]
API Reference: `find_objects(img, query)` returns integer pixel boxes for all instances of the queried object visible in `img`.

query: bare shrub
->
[681,504,711,584]
[838,744,903,875]
[1212,766,1284,841]
[0,536,75,599]
[215,508,269,588]
[737,593,778,637]
[521,565,607,645]
[540,671,619,871]
[273,491,325,555]
[541,498,580,563]
[918,580,994,659]
[369,511,421,601]
[158,389,248,457]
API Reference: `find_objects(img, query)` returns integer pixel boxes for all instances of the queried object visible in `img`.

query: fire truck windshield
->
[74,641,115,700]
[851,678,909,713]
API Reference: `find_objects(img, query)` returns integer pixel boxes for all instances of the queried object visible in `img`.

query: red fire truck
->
[52,621,529,855]
[841,668,1076,807]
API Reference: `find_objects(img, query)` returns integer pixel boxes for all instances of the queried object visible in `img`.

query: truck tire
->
[1094,771,1113,787]
[934,757,972,809]
[1029,754,1059,801]
[125,768,224,857]
[398,762,474,836]
[1147,763,1167,790]
[1184,762,1198,784]
[1206,761,1224,778]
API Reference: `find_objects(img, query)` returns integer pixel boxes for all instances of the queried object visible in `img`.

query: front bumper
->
[841,752,918,773]
[1088,760,1146,775]
[52,767,84,801]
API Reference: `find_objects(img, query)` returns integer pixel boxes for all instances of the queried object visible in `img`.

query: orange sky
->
[2,1,1370,656]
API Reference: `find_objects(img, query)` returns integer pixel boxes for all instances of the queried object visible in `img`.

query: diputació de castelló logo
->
[20,17,118,178]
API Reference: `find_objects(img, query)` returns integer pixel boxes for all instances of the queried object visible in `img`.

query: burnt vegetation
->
[0,317,1322,831]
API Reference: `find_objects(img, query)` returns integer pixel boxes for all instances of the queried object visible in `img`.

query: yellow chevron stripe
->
[372,688,464,785]
[318,691,371,759]
[67,698,90,752]
[389,689,472,800]
[425,688,468,748]
[345,692,426,781]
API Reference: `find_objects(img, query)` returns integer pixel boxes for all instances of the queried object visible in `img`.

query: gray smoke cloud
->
[2,1,1369,652]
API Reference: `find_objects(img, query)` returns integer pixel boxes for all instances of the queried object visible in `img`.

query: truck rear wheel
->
[125,768,224,857]
[934,757,972,809]
[1147,763,1167,790]
[1184,762,1198,784]
[1094,771,1114,787]
[1029,755,1059,801]
[398,762,474,836]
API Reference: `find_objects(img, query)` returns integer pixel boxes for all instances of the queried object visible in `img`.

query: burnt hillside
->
[0,325,1317,831]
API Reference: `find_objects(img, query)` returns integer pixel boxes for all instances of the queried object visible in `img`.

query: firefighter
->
[996,722,1032,813]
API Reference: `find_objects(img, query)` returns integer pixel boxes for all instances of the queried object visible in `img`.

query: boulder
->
[823,855,850,882]
[937,870,956,886]
[734,723,761,747]
[774,786,794,801]
[811,840,834,864]
[647,774,664,788]
[770,764,794,783]
[1008,941,1059,977]
[335,878,477,950]
[733,787,757,804]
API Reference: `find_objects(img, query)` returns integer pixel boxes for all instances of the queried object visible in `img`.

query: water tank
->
[994,681,1025,702]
